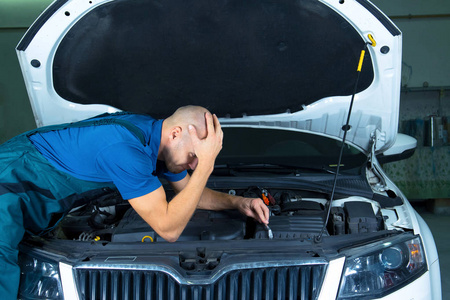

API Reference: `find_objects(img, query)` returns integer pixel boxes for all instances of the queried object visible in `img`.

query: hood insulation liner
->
[53,0,373,119]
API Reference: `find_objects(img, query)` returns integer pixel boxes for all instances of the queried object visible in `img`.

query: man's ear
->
[169,126,183,140]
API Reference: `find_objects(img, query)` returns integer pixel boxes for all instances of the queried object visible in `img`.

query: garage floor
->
[413,202,450,299]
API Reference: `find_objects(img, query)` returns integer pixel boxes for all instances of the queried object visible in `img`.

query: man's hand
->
[188,113,223,174]
[236,197,270,225]
[171,176,271,226]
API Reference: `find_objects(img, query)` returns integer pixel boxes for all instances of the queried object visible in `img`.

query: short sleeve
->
[163,170,187,182]
[157,163,187,182]
[96,143,161,199]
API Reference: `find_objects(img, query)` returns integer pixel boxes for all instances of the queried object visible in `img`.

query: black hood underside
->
[52,0,373,119]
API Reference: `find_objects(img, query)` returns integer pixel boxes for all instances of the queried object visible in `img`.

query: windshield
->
[216,127,367,173]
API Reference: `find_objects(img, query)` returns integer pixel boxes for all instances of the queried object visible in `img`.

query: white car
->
[16,0,441,299]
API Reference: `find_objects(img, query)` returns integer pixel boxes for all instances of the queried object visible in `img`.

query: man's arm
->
[170,174,270,225]
[128,112,222,242]
[128,164,211,242]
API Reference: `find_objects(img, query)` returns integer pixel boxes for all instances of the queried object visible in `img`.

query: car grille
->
[75,264,326,300]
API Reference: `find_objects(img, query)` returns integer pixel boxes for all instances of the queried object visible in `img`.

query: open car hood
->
[17,0,401,153]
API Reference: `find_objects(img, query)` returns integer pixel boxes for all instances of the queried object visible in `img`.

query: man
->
[0,105,269,298]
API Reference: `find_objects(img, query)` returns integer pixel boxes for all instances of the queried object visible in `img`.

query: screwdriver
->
[265,224,273,239]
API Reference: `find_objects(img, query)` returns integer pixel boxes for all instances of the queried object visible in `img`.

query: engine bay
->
[55,186,397,243]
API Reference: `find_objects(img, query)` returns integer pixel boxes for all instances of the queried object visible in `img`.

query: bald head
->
[165,105,210,139]
[158,105,222,172]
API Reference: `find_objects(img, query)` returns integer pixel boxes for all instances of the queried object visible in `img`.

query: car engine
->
[56,186,388,243]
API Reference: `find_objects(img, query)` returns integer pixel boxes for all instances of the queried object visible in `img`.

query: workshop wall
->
[373,0,450,200]
[373,0,450,88]
[383,90,450,200]
[0,0,52,143]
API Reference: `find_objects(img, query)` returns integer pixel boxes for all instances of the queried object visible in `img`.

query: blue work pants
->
[0,134,110,299]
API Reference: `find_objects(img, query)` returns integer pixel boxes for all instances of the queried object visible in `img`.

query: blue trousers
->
[0,134,110,299]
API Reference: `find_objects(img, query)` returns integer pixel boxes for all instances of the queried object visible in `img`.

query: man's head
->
[159,105,211,173]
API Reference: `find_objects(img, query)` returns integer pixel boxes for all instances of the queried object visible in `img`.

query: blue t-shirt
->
[29,113,187,200]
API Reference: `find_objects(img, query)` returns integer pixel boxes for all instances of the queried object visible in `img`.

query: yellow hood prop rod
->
[315,34,376,242]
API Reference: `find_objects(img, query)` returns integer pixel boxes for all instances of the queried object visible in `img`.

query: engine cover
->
[112,208,247,242]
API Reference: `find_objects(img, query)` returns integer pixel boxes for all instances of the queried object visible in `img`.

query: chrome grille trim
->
[74,260,327,300]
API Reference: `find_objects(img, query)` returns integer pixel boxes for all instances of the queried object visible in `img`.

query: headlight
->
[18,253,64,300]
[338,236,427,299]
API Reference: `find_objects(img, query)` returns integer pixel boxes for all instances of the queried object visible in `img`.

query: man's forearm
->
[197,187,270,225]
[130,165,212,243]
[159,165,212,238]
[197,187,241,211]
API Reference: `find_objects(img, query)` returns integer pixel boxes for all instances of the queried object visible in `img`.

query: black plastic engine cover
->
[344,201,380,234]
[254,214,327,239]
[112,208,247,242]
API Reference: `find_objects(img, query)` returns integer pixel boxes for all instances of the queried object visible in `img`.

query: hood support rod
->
[315,38,375,243]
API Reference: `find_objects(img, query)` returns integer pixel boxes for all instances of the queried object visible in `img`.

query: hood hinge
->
[367,130,388,192]
[369,130,387,155]
[369,131,377,159]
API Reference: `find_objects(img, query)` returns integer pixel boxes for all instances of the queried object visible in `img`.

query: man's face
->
[165,131,199,174]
